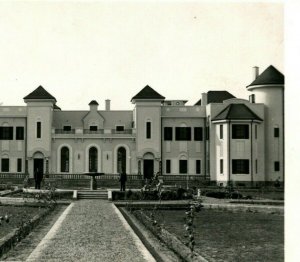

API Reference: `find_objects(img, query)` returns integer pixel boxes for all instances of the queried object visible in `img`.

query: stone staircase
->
[77,190,108,200]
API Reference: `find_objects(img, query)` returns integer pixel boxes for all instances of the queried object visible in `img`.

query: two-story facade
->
[0,65,284,186]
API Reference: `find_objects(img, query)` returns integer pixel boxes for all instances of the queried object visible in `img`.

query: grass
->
[0,205,46,239]
[155,209,284,262]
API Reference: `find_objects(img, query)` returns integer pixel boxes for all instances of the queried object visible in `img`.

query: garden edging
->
[0,206,55,258]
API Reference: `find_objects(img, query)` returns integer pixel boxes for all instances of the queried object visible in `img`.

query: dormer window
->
[116,126,125,132]
[63,126,72,131]
[90,126,98,131]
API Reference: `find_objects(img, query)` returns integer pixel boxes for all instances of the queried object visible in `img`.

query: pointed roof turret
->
[23,85,56,101]
[247,65,284,88]
[89,100,99,106]
[131,85,165,102]
[212,104,263,121]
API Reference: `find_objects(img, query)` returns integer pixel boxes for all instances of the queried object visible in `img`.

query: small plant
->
[184,196,203,257]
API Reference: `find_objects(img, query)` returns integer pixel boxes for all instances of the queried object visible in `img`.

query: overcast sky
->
[0,1,283,110]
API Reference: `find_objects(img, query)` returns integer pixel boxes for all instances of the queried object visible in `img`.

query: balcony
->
[111,129,133,134]
[55,129,75,134]
[83,129,104,134]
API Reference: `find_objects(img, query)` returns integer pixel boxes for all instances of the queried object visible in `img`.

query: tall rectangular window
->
[179,160,188,174]
[116,126,124,132]
[63,125,71,131]
[255,159,258,174]
[175,127,191,141]
[1,159,9,172]
[232,159,249,174]
[16,127,24,140]
[17,158,22,172]
[194,127,203,141]
[220,125,223,139]
[0,127,13,140]
[274,128,280,138]
[36,122,41,138]
[274,161,280,171]
[146,122,151,139]
[232,125,249,139]
[255,125,257,139]
[220,159,223,174]
[166,160,171,174]
[196,160,201,174]
[164,127,173,141]
[206,126,210,140]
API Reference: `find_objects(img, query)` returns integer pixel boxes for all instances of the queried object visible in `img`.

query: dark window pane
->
[17,158,22,172]
[0,127,13,140]
[116,126,124,132]
[166,160,171,174]
[146,122,151,139]
[89,126,97,131]
[274,128,279,138]
[1,159,9,172]
[232,159,249,174]
[220,125,223,139]
[164,127,173,141]
[194,127,203,141]
[196,160,201,174]
[179,160,187,174]
[232,125,249,139]
[274,161,280,171]
[63,126,71,131]
[117,147,126,173]
[175,127,191,141]
[61,147,70,172]
[89,147,98,172]
[206,126,210,140]
[220,159,223,174]
[37,122,41,138]
[16,127,24,140]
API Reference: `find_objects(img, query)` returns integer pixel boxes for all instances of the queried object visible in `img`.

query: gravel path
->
[26,200,154,262]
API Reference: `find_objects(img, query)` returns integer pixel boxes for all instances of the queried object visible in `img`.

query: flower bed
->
[112,188,193,201]
[152,208,284,261]
[0,205,54,258]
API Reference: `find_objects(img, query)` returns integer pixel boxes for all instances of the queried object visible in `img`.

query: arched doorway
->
[143,153,154,179]
[33,151,44,180]
[89,147,98,172]
[117,147,126,173]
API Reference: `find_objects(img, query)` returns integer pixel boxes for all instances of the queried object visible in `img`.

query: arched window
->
[61,147,69,172]
[117,147,126,173]
[89,147,98,172]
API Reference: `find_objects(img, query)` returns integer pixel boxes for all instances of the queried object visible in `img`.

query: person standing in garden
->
[120,170,127,191]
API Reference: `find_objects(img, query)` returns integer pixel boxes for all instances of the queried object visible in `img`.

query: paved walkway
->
[25,200,155,262]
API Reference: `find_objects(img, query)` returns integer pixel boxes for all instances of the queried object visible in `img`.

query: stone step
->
[77,190,108,200]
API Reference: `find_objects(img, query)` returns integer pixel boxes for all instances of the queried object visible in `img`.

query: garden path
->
[25,200,155,262]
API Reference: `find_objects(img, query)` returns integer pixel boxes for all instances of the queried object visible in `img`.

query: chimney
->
[201,93,207,106]
[253,66,259,80]
[105,99,111,111]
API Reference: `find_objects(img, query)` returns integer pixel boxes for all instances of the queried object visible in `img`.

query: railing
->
[0,173,27,179]
[55,129,75,134]
[44,173,142,180]
[111,129,133,134]
[162,174,208,181]
[83,129,104,134]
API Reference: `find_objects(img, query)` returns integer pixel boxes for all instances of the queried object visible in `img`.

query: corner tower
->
[24,86,56,177]
[131,85,165,179]
[247,65,284,184]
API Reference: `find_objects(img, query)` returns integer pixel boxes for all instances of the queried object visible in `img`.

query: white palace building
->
[0,65,284,186]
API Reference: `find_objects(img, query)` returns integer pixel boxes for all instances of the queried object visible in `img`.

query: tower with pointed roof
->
[131,85,165,178]
[23,85,56,176]
[247,65,284,183]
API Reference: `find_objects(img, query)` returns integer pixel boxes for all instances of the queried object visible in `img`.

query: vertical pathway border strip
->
[25,203,75,262]
[112,204,156,262]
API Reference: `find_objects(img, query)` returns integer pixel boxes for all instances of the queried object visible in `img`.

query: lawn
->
[0,205,46,239]
[155,209,284,262]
